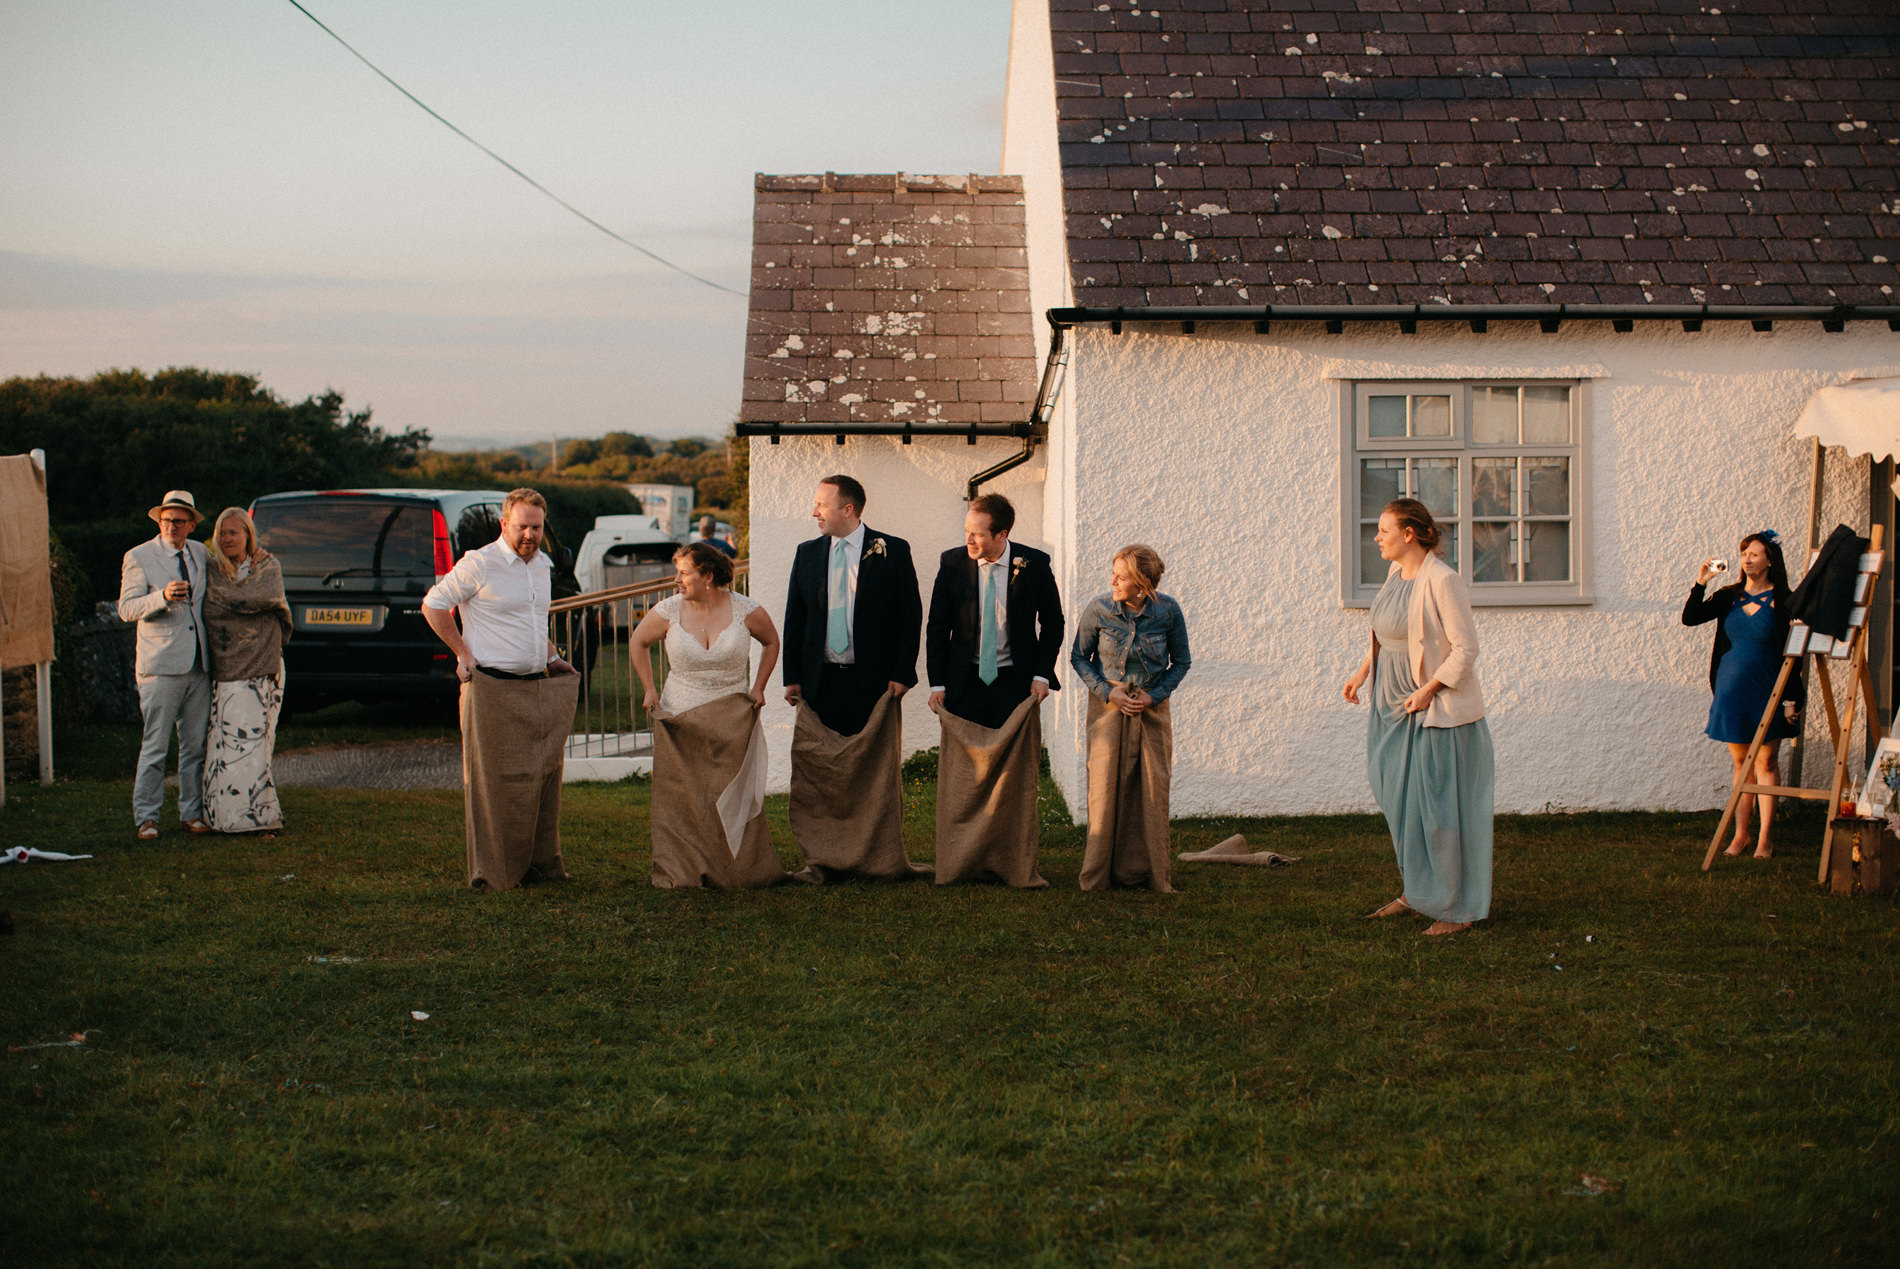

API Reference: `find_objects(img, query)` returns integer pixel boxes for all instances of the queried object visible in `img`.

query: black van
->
[250,489,587,706]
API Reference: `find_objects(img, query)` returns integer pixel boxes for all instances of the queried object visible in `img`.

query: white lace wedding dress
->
[655,592,766,858]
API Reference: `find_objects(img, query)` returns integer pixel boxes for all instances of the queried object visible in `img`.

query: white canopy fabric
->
[1796,376,1900,460]
[1795,377,1900,498]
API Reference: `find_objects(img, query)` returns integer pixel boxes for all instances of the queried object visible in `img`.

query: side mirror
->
[560,546,575,569]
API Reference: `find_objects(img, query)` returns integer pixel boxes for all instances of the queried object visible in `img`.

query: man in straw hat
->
[118,490,213,840]
[423,487,581,890]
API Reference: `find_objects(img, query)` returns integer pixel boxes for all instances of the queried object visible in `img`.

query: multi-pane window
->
[1345,381,1590,606]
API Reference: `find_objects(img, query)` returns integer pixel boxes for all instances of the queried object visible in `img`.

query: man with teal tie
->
[926,493,1064,729]
[782,474,921,736]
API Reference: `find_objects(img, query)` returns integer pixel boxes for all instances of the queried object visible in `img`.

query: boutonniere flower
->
[1011,556,1027,579]
[868,537,887,558]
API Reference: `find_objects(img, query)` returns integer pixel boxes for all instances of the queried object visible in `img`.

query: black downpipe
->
[964,323,1070,501]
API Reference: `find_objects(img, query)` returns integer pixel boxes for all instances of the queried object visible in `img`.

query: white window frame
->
[1339,378,1593,607]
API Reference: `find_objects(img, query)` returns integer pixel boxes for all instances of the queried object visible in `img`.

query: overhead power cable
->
[284,0,745,297]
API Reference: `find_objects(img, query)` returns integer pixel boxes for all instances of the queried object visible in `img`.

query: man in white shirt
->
[118,490,213,840]
[424,488,580,889]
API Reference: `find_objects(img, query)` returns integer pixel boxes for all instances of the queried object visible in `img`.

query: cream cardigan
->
[1371,552,1486,729]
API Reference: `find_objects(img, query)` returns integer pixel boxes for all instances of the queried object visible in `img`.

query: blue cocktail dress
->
[1705,589,1794,743]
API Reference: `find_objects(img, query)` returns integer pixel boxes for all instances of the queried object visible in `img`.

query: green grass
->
[1,775,1895,1266]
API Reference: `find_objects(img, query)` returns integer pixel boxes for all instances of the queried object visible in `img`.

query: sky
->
[0,0,1015,448]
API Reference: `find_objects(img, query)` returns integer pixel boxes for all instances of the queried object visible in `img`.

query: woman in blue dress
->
[1682,531,1802,858]
[1342,499,1494,936]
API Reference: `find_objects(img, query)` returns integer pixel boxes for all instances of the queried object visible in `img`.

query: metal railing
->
[550,561,749,761]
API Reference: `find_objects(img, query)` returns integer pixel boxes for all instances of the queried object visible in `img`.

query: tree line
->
[0,367,746,610]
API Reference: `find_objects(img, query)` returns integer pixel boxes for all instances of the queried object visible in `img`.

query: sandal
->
[136,822,159,841]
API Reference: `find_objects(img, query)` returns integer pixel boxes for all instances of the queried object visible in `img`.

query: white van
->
[573,514,678,624]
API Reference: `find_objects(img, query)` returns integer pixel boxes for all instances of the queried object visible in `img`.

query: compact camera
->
[1708,558,1728,575]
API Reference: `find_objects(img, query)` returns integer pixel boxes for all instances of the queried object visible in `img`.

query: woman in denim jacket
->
[1069,545,1191,891]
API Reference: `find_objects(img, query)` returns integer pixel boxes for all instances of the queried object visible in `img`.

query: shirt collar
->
[838,523,867,554]
[487,538,542,568]
[979,541,1011,572]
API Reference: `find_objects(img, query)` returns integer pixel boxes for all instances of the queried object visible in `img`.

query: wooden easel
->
[1704,525,1886,876]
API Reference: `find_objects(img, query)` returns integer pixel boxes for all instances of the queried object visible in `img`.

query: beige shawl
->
[204,556,292,682]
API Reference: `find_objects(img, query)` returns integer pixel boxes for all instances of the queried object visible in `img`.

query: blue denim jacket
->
[1069,592,1191,703]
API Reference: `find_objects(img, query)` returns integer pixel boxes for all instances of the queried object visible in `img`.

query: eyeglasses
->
[159,517,194,527]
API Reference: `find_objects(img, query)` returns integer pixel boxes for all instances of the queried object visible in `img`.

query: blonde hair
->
[1112,544,1165,606]
[210,507,257,579]
[502,487,547,520]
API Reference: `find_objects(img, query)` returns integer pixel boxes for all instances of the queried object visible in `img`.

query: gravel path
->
[273,741,463,790]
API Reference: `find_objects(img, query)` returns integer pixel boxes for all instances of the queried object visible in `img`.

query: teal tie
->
[826,539,849,655]
[978,562,999,685]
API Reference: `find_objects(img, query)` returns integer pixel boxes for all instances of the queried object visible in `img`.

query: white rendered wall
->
[1001,0,1081,799]
[748,434,1048,793]
[1043,321,1898,819]
[1001,0,1071,367]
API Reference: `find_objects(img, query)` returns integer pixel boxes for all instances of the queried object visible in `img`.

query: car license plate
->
[304,607,374,627]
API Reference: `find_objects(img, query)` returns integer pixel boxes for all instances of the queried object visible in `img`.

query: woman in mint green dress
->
[1342,499,1494,935]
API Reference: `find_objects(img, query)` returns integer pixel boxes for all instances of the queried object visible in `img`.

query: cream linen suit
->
[119,536,213,826]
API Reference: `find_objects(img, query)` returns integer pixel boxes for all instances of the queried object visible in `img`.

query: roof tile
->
[1047,0,1899,305]
[739,176,1036,427]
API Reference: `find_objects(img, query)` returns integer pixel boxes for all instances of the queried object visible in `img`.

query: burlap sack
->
[461,671,579,890]
[790,693,930,882]
[1079,694,1174,892]
[0,454,55,670]
[650,692,786,889]
[934,696,1047,888]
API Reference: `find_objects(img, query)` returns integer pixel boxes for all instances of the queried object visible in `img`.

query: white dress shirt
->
[424,539,553,674]
[822,521,866,665]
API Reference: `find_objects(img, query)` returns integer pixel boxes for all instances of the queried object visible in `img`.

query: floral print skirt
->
[204,673,284,833]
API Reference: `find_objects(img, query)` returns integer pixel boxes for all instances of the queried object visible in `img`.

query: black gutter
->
[734,324,1073,501]
[1048,302,1900,335]
[734,421,1039,443]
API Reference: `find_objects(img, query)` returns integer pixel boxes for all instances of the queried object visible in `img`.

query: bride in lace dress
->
[632,542,789,888]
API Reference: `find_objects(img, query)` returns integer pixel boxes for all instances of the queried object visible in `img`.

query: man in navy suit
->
[782,475,922,736]
[926,492,1064,728]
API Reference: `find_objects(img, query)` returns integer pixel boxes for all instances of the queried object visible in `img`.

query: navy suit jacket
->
[782,527,922,694]
[926,542,1064,693]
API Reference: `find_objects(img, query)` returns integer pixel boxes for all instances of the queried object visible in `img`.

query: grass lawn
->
[1,768,1896,1265]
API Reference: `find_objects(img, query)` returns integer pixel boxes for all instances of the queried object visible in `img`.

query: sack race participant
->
[634,543,787,889]
[925,493,1063,888]
[781,474,929,882]
[1069,545,1191,892]
[423,488,581,890]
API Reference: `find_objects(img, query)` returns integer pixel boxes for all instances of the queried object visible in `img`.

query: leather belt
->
[475,665,546,681]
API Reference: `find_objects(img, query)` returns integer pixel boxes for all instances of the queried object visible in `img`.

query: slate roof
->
[1049,0,1900,307]
[740,174,1038,428]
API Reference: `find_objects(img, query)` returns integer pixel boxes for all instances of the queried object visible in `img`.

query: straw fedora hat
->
[148,490,202,524]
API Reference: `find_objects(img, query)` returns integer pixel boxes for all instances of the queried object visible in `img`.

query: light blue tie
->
[826,539,849,655]
[978,562,999,685]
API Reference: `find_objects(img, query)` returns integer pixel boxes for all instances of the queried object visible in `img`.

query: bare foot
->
[1366,897,1414,918]
[1723,834,1751,857]
[1423,920,1472,936]
[1753,842,1773,860]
